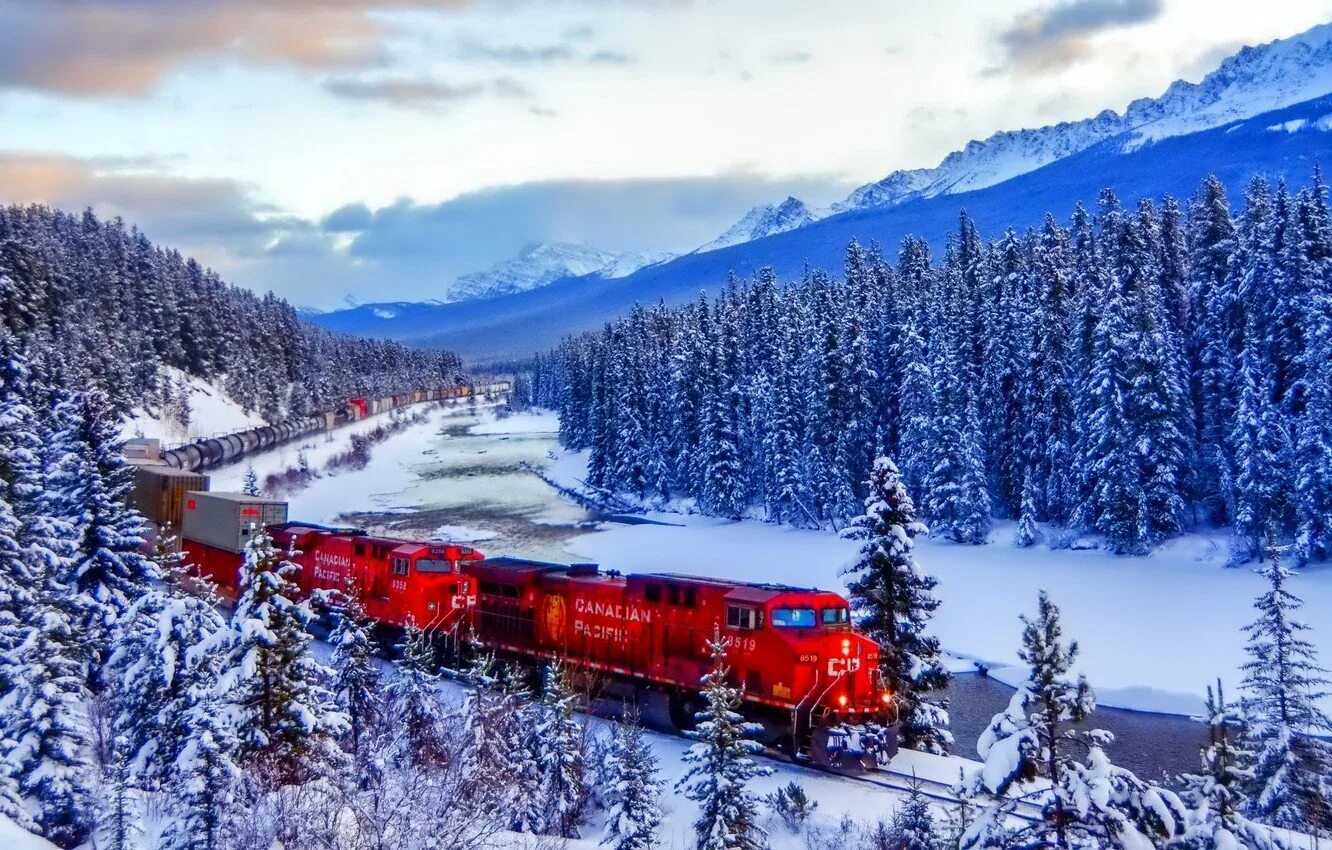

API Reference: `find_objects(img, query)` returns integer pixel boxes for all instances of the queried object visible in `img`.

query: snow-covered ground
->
[120,367,266,444]
[0,815,57,850]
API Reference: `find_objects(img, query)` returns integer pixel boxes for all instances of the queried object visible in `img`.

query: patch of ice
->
[467,409,560,435]
[431,525,498,543]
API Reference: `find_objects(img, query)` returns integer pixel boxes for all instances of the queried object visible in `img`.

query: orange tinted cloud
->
[0,1,472,96]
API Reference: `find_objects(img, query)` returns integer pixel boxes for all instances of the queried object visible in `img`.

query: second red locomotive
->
[176,489,898,767]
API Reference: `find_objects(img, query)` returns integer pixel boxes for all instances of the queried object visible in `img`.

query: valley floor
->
[114,404,1332,848]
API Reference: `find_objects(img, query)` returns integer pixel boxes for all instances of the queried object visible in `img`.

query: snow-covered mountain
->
[598,248,677,279]
[443,241,674,303]
[697,196,827,254]
[446,242,623,302]
[834,21,1332,213]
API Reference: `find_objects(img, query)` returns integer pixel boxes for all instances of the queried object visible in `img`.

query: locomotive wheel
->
[668,691,705,732]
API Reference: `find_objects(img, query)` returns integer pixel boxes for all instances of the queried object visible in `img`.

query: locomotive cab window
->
[645,584,662,603]
[726,605,760,630]
[821,607,850,626]
[771,607,817,628]
[416,558,453,574]
[391,557,409,576]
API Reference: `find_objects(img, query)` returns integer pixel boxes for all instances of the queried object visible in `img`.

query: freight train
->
[142,482,898,769]
[140,382,511,473]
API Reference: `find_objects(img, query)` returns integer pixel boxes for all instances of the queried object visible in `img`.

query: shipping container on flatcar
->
[181,491,288,554]
[131,464,209,532]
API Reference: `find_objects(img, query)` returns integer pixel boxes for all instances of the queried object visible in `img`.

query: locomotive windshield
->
[771,607,817,628]
[821,607,850,625]
[415,559,453,574]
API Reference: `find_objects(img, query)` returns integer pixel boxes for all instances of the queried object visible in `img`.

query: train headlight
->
[881,692,892,705]
[837,695,848,707]
[841,638,851,656]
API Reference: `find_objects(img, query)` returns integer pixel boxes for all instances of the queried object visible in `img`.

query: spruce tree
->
[893,777,940,850]
[601,709,663,850]
[94,737,140,850]
[967,593,1186,849]
[841,456,951,753]
[2,596,94,847]
[1240,551,1332,830]
[214,530,348,786]
[1014,467,1041,548]
[108,568,226,792]
[1189,174,1240,525]
[162,697,241,850]
[383,616,447,768]
[676,627,772,850]
[1176,681,1290,850]
[1293,188,1332,563]
[328,582,381,758]
[533,661,589,837]
[54,389,155,675]
[242,465,260,497]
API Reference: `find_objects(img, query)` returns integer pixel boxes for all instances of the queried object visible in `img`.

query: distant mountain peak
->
[443,241,674,303]
[697,196,827,254]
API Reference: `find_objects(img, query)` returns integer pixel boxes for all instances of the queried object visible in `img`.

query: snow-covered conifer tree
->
[1014,468,1041,548]
[162,697,241,850]
[841,456,951,753]
[242,465,260,497]
[53,389,154,674]
[383,616,447,768]
[108,561,226,791]
[328,581,381,757]
[971,593,1092,801]
[966,593,1186,849]
[94,737,140,850]
[1176,681,1290,849]
[893,778,939,850]
[601,709,663,850]
[532,660,589,837]
[1293,176,1332,564]
[1240,552,1332,830]
[676,626,772,850]
[2,596,94,847]
[214,530,348,786]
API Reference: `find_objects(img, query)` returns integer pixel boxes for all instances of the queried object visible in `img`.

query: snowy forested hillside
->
[532,169,1332,561]
[0,205,464,426]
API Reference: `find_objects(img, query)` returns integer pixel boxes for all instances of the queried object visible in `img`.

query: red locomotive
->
[175,490,898,767]
[466,556,898,765]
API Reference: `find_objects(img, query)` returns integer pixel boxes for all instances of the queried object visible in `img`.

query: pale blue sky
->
[1,0,1328,306]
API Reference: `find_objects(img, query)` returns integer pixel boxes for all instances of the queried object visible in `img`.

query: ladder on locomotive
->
[790,670,840,761]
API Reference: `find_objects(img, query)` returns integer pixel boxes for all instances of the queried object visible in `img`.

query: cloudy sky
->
[1,0,1328,307]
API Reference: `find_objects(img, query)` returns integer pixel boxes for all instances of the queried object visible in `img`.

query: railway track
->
[771,751,1046,825]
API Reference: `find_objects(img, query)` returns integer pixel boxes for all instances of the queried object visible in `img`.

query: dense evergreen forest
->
[530,170,1332,561]
[0,205,464,424]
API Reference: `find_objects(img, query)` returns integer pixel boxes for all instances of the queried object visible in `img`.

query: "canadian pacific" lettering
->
[574,597,652,624]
